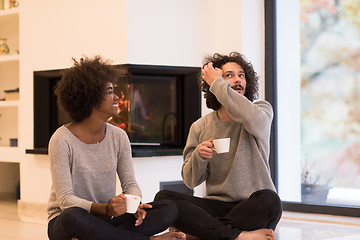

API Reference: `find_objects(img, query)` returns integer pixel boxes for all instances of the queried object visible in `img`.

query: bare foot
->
[169,226,202,240]
[184,234,203,240]
[150,231,186,240]
[236,229,275,240]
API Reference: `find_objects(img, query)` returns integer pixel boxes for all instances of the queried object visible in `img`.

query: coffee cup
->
[212,138,230,154]
[124,194,141,214]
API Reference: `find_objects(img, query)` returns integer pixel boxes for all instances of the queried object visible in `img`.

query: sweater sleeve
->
[181,121,209,189]
[49,131,92,212]
[210,77,273,140]
[116,130,142,197]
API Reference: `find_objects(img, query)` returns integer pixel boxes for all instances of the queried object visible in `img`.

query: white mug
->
[124,194,141,214]
[212,138,230,154]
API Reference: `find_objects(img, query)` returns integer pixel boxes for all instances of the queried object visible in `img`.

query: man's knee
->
[251,189,282,211]
[152,199,178,212]
[152,199,179,225]
[154,190,179,201]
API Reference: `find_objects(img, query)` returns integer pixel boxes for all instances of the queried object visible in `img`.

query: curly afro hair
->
[55,56,121,122]
[199,52,259,110]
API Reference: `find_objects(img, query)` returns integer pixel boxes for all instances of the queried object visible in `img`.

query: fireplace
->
[27,64,201,157]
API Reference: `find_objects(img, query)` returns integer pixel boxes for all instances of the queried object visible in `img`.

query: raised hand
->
[202,62,223,86]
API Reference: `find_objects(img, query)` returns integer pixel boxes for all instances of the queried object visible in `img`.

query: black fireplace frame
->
[26,64,201,157]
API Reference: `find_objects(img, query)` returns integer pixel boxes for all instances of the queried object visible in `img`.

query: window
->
[267,0,360,215]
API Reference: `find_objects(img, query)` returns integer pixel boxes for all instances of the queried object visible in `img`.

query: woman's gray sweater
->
[47,123,141,221]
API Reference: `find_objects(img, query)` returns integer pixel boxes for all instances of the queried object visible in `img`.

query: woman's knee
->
[62,206,87,215]
[48,207,88,240]
[59,207,89,225]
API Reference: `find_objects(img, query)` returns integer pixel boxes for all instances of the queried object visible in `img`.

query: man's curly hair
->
[55,56,121,122]
[200,52,259,110]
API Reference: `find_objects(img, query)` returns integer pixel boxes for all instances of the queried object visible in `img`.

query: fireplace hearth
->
[27,64,201,157]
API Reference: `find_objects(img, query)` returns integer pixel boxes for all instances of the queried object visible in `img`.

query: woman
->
[47,56,185,240]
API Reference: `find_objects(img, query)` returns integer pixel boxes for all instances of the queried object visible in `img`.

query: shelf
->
[25,146,184,157]
[0,7,19,20]
[0,100,19,107]
[0,6,20,199]
[0,54,19,64]
[0,146,21,163]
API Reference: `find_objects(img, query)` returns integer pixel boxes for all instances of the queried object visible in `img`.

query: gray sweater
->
[182,77,276,202]
[47,123,141,221]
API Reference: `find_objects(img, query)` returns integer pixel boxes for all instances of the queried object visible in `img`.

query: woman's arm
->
[49,132,93,212]
[91,194,127,217]
[116,130,142,196]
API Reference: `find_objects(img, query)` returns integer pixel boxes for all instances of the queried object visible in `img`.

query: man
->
[155,52,282,240]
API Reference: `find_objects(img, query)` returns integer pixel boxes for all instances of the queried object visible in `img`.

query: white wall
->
[126,0,245,67]
[17,0,265,210]
[241,0,265,99]
[19,0,129,204]
[276,0,301,201]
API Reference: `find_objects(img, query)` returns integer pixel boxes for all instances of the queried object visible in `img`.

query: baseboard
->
[17,200,47,224]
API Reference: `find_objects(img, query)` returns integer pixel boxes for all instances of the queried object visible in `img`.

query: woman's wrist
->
[106,200,111,217]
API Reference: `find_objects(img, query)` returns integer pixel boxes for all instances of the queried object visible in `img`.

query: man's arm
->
[210,78,273,140]
[181,122,209,189]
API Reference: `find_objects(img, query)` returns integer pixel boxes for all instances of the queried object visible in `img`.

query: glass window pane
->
[300,0,360,206]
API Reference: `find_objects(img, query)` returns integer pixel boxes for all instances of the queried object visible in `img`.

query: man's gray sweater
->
[182,77,276,202]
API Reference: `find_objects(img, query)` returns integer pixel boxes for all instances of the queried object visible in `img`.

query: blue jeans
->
[48,199,178,240]
[154,189,283,240]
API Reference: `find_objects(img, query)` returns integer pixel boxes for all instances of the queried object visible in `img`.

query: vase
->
[301,183,330,203]
[0,38,10,55]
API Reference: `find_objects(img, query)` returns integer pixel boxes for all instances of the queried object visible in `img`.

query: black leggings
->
[154,189,282,240]
[48,199,178,240]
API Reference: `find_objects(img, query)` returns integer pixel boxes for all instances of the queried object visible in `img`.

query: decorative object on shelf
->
[9,0,19,8]
[10,138,18,147]
[4,87,19,100]
[1,0,18,9]
[0,38,10,55]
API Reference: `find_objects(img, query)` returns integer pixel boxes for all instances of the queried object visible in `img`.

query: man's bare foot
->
[236,229,275,240]
[150,231,186,240]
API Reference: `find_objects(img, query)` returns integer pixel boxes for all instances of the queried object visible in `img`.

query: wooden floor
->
[0,200,47,240]
[1,199,360,240]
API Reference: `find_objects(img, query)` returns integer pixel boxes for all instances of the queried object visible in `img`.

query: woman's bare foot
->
[150,231,186,240]
[236,229,275,240]
[169,226,202,240]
